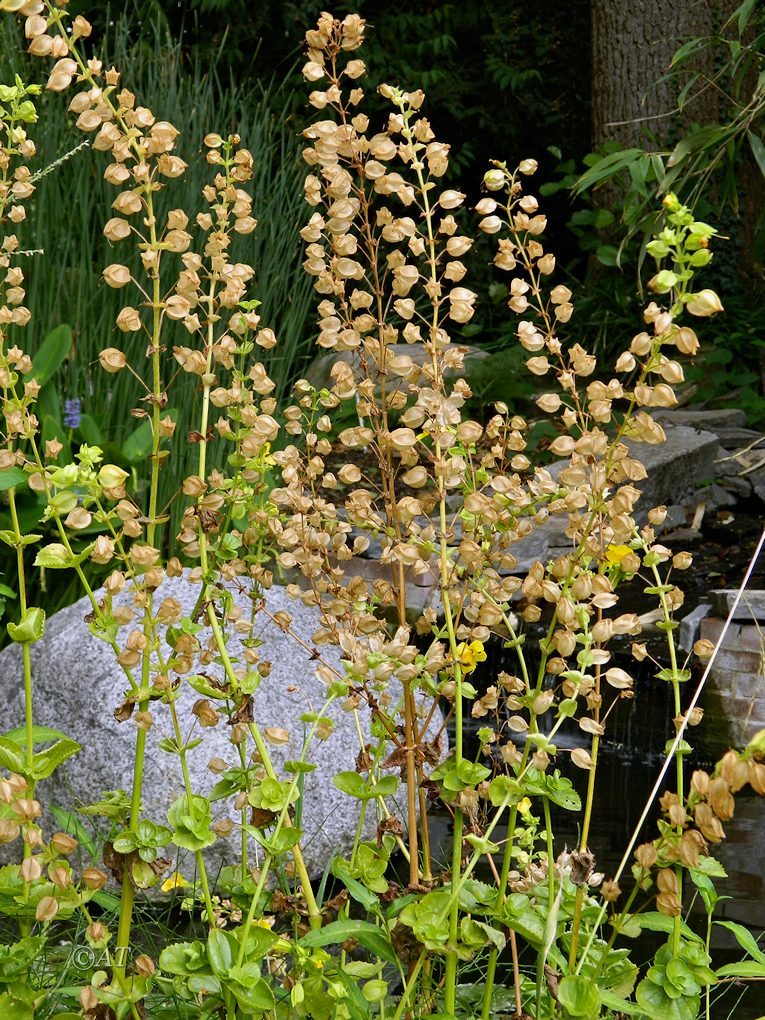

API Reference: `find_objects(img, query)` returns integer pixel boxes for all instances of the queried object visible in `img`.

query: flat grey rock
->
[709,590,765,622]
[714,428,765,451]
[679,602,711,653]
[0,574,443,880]
[654,408,747,432]
[750,466,765,503]
[625,424,720,509]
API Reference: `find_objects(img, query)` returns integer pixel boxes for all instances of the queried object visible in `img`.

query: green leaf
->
[715,920,765,965]
[51,805,98,861]
[4,725,69,747]
[24,324,72,387]
[159,940,209,977]
[256,826,302,855]
[373,775,400,798]
[331,968,375,1020]
[331,858,380,913]
[168,794,216,851]
[300,919,397,965]
[636,978,699,1020]
[206,929,234,977]
[635,911,702,943]
[0,531,41,549]
[284,760,317,774]
[77,413,105,446]
[737,0,758,34]
[667,125,727,168]
[716,959,765,978]
[0,993,35,1020]
[35,382,61,426]
[34,542,95,570]
[228,971,275,1014]
[574,148,645,194]
[557,975,601,1016]
[122,408,178,464]
[596,244,619,267]
[0,737,25,774]
[600,989,641,1015]
[333,771,397,800]
[747,130,765,178]
[6,607,46,644]
[0,468,27,492]
[670,36,709,69]
[30,738,81,780]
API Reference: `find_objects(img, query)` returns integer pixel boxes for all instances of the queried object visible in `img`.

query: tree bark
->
[591,0,729,150]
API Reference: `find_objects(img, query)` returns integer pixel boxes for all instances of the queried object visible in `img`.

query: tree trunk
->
[591,0,728,150]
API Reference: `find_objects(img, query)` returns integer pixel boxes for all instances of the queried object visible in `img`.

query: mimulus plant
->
[0,3,763,1020]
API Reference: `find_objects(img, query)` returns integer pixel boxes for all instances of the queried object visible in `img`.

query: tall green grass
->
[0,16,313,595]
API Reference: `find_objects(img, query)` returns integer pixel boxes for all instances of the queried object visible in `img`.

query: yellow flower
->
[161,871,192,893]
[456,639,487,675]
[259,442,276,468]
[517,797,532,817]
[605,544,632,568]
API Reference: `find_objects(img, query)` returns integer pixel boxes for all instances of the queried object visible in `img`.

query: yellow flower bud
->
[98,464,129,489]
[685,289,723,317]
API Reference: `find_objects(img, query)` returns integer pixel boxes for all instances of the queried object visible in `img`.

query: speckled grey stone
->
[0,574,442,879]
[303,343,489,396]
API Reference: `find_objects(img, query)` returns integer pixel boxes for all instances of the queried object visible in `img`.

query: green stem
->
[168,700,215,923]
[391,951,427,1020]
[569,731,600,969]
[8,489,34,932]
[235,854,273,969]
[204,606,321,927]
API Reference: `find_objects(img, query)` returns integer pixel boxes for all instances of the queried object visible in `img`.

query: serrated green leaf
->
[6,607,45,644]
[0,737,25,774]
[284,760,317,774]
[30,738,81,780]
[34,542,95,570]
[0,531,41,548]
